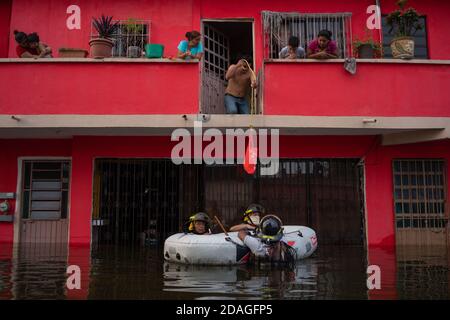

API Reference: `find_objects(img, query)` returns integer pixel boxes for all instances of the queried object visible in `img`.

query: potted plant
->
[89,15,119,58]
[386,0,423,59]
[58,47,89,58]
[123,18,145,58]
[353,35,383,59]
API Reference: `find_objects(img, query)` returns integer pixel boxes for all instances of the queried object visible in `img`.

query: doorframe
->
[14,157,73,245]
[199,18,255,114]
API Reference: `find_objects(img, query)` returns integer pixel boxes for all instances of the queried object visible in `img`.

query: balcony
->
[0,58,449,144]
[0,58,199,115]
[262,59,450,117]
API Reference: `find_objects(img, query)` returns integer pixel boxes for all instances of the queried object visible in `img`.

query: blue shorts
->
[224,94,249,114]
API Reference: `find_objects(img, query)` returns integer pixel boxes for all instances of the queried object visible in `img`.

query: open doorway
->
[201,20,254,114]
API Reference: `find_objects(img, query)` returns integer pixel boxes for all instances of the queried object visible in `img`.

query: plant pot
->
[127,46,141,58]
[390,37,415,59]
[357,44,375,59]
[89,38,114,58]
[58,48,89,58]
[145,44,164,58]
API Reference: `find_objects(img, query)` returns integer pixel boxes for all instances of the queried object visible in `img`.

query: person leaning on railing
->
[306,29,339,60]
[177,30,204,60]
[14,30,52,58]
[279,36,305,59]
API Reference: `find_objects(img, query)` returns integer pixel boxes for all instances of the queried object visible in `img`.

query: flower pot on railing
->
[386,1,423,60]
[89,38,114,58]
[357,44,375,59]
[58,48,89,58]
[390,36,415,59]
[89,15,120,59]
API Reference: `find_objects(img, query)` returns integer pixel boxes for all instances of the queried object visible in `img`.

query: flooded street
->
[0,244,449,300]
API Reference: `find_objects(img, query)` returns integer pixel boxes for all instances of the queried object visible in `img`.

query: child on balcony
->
[14,30,52,58]
[307,30,339,59]
[279,36,305,59]
[177,31,203,60]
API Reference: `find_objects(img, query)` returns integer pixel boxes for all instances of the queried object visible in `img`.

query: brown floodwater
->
[0,243,449,300]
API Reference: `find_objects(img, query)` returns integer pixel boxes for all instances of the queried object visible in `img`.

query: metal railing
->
[90,19,151,58]
[262,11,353,59]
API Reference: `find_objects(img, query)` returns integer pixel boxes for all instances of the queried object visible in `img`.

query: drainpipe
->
[376,0,383,44]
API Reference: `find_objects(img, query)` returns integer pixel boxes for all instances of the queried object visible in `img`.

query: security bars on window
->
[261,11,353,59]
[393,159,447,229]
[90,19,150,58]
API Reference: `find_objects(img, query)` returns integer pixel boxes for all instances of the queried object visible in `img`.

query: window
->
[90,19,150,58]
[382,15,428,59]
[22,160,70,220]
[393,159,446,229]
[262,11,353,59]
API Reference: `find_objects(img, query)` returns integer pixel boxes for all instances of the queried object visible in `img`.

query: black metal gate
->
[92,159,364,247]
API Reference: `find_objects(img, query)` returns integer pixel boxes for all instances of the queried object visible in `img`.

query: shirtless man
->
[224,58,257,114]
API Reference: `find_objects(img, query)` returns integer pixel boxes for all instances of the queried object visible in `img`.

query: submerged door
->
[201,23,230,114]
[20,160,70,244]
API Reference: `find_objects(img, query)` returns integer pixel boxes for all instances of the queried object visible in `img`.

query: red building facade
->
[0,0,450,298]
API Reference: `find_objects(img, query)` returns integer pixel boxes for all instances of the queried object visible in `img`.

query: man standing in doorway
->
[224,56,257,114]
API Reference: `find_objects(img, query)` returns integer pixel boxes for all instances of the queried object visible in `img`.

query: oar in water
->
[214,215,242,245]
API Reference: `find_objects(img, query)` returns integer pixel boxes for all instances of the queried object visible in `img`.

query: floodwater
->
[0,243,449,300]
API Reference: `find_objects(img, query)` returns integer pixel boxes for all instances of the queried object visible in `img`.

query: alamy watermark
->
[170,121,280,176]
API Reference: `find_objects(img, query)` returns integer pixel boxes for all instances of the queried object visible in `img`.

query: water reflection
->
[0,243,449,299]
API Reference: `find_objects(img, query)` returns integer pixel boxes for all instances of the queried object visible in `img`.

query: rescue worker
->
[229,203,265,232]
[238,214,296,266]
[185,212,212,235]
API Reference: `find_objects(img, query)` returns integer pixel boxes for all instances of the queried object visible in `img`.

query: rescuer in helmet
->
[186,212,212,235]
[238,214,296,265]
[229,203,265,232]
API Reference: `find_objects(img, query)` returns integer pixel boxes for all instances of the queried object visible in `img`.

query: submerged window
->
[21,160,70,220]
[393,159,446,229]
[90,19,150,58]
[262,11,352,59]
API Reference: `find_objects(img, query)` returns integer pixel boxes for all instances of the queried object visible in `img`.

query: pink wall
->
[263,62,450,116]
[8,0,195,58]
[0,139,72,243]
[380,0,450,60]
[0,0,12,58]
[5,0,450,60]
[0,62,199,114]
[2,136,449,250]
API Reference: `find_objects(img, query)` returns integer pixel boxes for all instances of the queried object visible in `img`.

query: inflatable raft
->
[164,226,317,265]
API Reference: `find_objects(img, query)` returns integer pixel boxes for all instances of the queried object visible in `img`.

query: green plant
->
[92,15,120,39]
[123,18,144,35]
[352,31,383,58]
[386,0,423,37]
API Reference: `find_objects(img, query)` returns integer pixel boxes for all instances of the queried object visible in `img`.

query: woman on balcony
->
[177,31,204,60]
[306,30,339,59]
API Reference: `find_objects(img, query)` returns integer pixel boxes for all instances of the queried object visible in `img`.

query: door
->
[201,23,230,114]
[20,160,70,244]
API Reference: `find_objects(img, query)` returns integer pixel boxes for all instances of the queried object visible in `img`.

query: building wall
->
[0,139,72,242]
[1,136,449,249]
[4,0,449,60]
[0,0,12,58]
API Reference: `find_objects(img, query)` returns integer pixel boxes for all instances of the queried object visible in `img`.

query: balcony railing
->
[0,58,449,119]
[0,58,199,115]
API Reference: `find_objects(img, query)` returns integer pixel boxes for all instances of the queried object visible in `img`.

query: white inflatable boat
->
[164,226,317,265]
